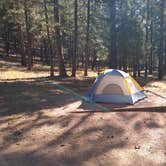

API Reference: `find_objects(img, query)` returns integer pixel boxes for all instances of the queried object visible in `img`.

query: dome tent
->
[88,69,147,104]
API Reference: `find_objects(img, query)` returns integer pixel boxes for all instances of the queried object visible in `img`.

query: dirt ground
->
[0,59,166,166]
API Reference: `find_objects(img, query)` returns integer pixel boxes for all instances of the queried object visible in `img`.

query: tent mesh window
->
[102,84,124,95]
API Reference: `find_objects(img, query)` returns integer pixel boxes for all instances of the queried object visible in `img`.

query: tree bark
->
[158,0,165,80]
[109,0,117,69]
[149,5,153,75]
[144,0,150,78]
[164,38,166,74]
[43,39,49,64]
[17,23,26,66]
[72,0,78,77]
[4,23,10,57]
[44,0,54,77]
[84,0,90,76]
[24,0,32,70]
[133,55,137,78]
[137,62,141,77]
[54,0,67,77]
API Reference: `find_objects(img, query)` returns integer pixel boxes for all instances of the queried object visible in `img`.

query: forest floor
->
[0,58,166,166]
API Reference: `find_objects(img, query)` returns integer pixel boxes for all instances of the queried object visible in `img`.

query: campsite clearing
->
[0,60,166,166]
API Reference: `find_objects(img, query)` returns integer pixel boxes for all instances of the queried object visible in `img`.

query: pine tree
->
[72,0,78,77]
[158,0,165,80]
[84,0,90,76]
[24,0,33,70]
[53,0,67,77]
[109,0,117,69]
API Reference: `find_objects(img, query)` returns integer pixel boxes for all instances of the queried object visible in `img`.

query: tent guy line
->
[47,81,109,111]
[145,90,166,100]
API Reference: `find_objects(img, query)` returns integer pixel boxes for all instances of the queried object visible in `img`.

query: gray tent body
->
[87,69,147,104]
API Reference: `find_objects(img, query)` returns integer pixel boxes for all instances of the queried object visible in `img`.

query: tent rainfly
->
[87,69,147,104]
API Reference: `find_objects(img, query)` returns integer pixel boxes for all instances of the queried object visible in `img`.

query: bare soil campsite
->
[0,59,166,166]
[0,0,166,165]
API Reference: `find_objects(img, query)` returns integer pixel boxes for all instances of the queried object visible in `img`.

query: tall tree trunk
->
[163,4,166,75]
[24,0,32,70]
[149,5,153,75]
[43,39,48,64]
[149,20,153,74]
[72,0,78,77]
[68,34,73,68]
[137,61,141,77]
[17,23,26,66]
[84,0,90,76]
[109,0,117,69]
[4,23,10,57]
[40,42,43,62]
[122,53,127,72]
[133,64,137,78]
[144,0,150,78]
[164,38,166,74]
[158,0,165,80]
[44,0,54,77]
[54,0,67,77]
[133,52,137,78]
[43,0,50,65]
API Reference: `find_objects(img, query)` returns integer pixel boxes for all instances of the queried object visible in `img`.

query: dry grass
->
[0,59,98,81]
[0,60,49,80]
[145,81,166,95]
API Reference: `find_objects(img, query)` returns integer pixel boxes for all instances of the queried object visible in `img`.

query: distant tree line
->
[0,0,165,79]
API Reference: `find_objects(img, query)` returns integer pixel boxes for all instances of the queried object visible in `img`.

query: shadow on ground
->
[0,78,166,166]
[0,79,127,165]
